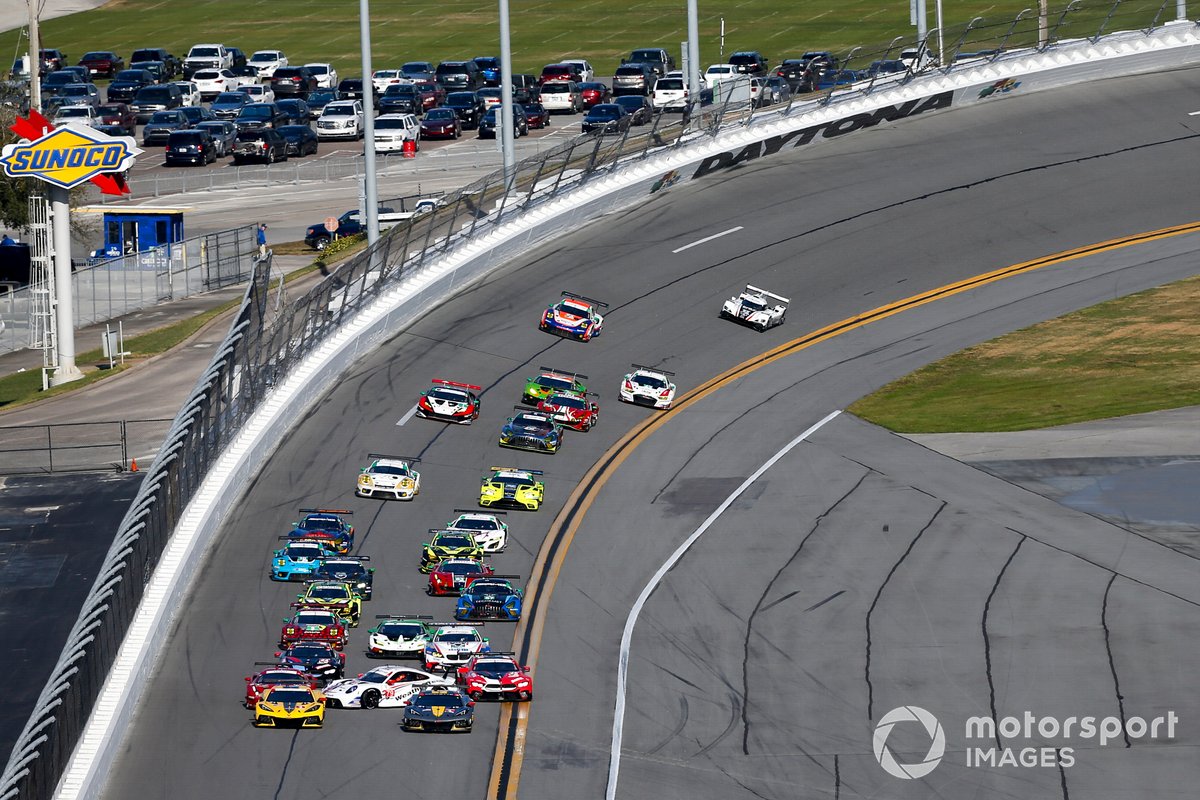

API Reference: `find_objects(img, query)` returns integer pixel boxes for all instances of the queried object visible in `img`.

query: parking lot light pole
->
[499,0,515,189]
[27,0,40,112]
[359,0,379,244]
[686,0,700,105]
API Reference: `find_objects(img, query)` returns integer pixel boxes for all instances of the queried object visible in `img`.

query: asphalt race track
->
[104,67,1200,798]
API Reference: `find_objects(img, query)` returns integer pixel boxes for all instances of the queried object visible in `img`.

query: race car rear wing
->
[375,614,434,619]
[366,453,421,462]
[322,555,371,562]
[489,466,545,475]
[744,284,790,304]
[538,365,588,380]
[298,508,353,515]
[561,291,609,308]
[432,379,482,391]
[432,620,486,627]
[630,363,675,376]
[452,508,508,515]
[276,536,332,542]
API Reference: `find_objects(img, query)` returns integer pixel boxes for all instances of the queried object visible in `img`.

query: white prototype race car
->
[619,364,677,409]
[720,284,790,331]
[423,624,490,671]
[367,616,433,659]
[356,453,421,500]
[323,665,453,709]
[446,509,508,553]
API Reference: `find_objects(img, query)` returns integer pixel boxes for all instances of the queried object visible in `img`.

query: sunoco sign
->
[0,125,140,189]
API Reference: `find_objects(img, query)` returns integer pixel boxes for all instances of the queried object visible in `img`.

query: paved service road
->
[105,67,1200,798]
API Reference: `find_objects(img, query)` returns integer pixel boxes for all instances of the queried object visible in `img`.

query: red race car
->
[244,664,318,707]
[280,605,348,649]
[455,652,533,701]
[427,558,493,596]
[416,379,482,424]
[537,392,599,432]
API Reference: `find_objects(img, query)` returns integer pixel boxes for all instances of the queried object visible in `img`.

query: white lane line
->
[671,226,744,254]
[606,409,842,800]
[1189,110,1200,116]
[396,405,420,426]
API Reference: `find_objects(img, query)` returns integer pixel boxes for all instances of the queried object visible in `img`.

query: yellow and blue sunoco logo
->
[0,126,141,189]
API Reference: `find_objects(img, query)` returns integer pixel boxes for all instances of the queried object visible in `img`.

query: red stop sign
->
[324,216,339,232]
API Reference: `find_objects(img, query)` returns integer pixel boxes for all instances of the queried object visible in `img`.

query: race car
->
[401,686,475,733]
[479,467,545,511]
[314,557,374,600]
[521,367,587,405]
[720,284,790,331]
[416,379,482,424]
[355,454,421,500]
[619,364,677,409]
[287,508,355,554]
[280,606,348,650]
[538,291,607,341]
[455,652,533,701]
[269,538,337,581]
[253,685,326,728]
[420,530,485,573]
[367,615,435,659]
[446,509,508,553]
[324,665,454,709]
[498,407,563,454]
[244,665,318,707]
[455,575,523,622]
[273,642,347,682]
[296,581,363,626]
[422,623,490,671]
[537,392,599,431]
[427,558,494,596]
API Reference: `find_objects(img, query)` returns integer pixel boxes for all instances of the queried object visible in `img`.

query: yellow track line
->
[488,219,1200,798]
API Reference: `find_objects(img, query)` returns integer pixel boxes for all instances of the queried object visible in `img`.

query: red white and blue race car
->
[416,379,482,423]
[538,291,607,341]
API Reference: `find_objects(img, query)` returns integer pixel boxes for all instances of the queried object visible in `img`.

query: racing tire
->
[361,689,381,709]
[313,237,330,251]
[468,691,482,701]
[254,716,269,726]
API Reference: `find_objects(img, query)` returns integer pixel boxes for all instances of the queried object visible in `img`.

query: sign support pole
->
[49,185,81,386]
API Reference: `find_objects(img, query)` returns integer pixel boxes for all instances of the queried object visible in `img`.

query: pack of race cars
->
[248,285,786,730]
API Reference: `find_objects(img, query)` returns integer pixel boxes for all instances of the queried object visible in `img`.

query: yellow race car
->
[296,581,363,627]
[253,685,326,728]
[420,529,485,573]
[479,466,545,511]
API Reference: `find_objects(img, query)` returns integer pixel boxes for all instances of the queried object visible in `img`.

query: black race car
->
[273,642,346,682]
[314,557,373,600]
[401,686,474,732]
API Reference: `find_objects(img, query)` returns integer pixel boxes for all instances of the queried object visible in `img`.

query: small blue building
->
[82,207,187,260]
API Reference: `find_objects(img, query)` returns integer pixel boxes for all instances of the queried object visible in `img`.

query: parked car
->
[304,207,396,249]
[443,91,484,129]
[52,105,100,128]
[95,124,128,137]
[866,60,908,77]
[581,103,630,134]
[129,60,167,83]
[373,113,420,152]
[40,71,81,98]
[192,70,244,102]
[729,51,769,76]
[96,102,136,134]
[59,83,101,109]
[371,68,407,95]
[275,98,311,125]
[304,63,338,89]
[561,59,595,83]
[622,47,674,77]
[231,128,288,163]
[521,102,551,129]
[230,64,259,83]
[105,69,155,103]
[704,63,738,86]
[774,59,815,92]
[210,91,251,119]
[578,81,610,108]
[277,124,319,157]
[539,63,580,85]
[129,48,179,78]
[306,88,340,118]
[477,104,527,139]
[196,119,238,156]
[183,43,231,76]
[763,75,793,105]
[272,67,317,98]
[39,49,68,72]
[227,47,248,69]
[130,83,184,122]
[165,128,216,166]
[337,77,365,103]
[315,100,364,140]
[472,56,501,86]
[538,80,581,112]
[78,51,124,79]
[613,94,653,125]
[242,84,275,104]
[172,80,201,106]
[510,73,538,103]
[235,102,285,130]
[378,83,422,115]
[249,50,288,79]
[180,105,216,126]
[612,64,655,96]
[651,76,689,110]
[142,109,189,145]
[816,69,861,91]
[419,107,461,139]
[413,81,444,111]
[435,60,480,91]
[476,86,502,110]
[401,61,436,81]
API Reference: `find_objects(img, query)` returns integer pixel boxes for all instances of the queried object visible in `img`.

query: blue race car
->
[287,508,355,554]
[270,538,337,581]
[456,576,523,621]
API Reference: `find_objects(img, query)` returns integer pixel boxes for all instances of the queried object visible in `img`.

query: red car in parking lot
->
[420,107,461,139]
[578,82,611,109]
[78,50,124,78]
[522,102,551,129]
[539,63,581,84]
[414,81,444,110]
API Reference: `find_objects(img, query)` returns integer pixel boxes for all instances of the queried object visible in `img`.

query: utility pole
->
[27,0,40,112]
[499,0,515,188]
[359,0,379,244]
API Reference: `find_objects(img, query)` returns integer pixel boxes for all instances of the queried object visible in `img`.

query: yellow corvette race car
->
[253,685,326,728]
[479,466,544,511]
[296,581,363,626]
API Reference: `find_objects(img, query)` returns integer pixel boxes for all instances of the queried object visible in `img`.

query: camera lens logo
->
[873,706,946,779]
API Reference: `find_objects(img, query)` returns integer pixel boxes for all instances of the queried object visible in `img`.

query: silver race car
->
[720,284,789,331]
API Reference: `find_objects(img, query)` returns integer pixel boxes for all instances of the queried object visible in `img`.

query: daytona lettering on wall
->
[692,91,953,179]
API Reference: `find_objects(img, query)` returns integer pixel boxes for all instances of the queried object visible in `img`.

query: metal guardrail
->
[0,420,173,474]
[0,5,1188,799]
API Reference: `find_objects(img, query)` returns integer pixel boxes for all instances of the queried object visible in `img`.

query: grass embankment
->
[849,276,1200,432]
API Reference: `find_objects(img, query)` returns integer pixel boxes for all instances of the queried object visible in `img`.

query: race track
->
[104,66,1200,798]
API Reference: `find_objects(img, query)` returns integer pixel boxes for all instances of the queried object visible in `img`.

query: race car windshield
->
[319,563,365,578]
[300,517,342,531]
[495,476,533,489]
[741,298,766,311]
[635,374,667,389]
[358,669,392,684]
[260,672,305,684]
[452,518,497,530]
[286,544,323,558]
[379,622,425,637]
[436,632,479,643]
[514,415,554,432]
[371,465,410,476]
[536,376,574,391]
[468,582,509,595]
[550,394,586,408]
[440,562,483,574]
[428,388,468,402]
[435,535,475,548]
[308,586,350,600]
[287,645,331,658]
[412,695,465,708]
[474,661,518,676]
[266,689,314,703]
[295,612,336,625]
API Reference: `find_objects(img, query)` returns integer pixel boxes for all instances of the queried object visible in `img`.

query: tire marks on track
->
[983,534,1027,749]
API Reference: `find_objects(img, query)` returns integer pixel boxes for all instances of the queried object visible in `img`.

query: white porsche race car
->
[720,284,789,331]
[356,454,421,500]
[423,624,490,671]
[446,509,508,553]
[323,665,452,709]
[619,364,677,409]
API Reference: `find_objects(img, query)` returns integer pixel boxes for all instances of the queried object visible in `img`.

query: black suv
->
[271,67,318,98]
[378,83,421,115]
[435,61,481,91]
[729,51,769,76]
[165,129,216,166]
[235,102,285,131]
[444,91,484,129]
[106,69,156,103]
[478,104,528,139]
[129,48,179,78]
[130,84,184,122]
[622,48,674,78]
[232,128,288,163]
